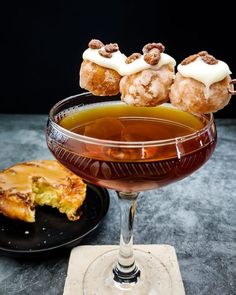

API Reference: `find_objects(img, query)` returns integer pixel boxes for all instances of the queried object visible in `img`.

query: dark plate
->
[0,184,109,258]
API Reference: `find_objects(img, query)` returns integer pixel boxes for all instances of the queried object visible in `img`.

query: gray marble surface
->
[0,114,235,295]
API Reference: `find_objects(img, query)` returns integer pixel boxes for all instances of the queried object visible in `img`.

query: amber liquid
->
[48,102,216,192]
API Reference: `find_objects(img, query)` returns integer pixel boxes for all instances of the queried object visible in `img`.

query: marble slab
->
[64,245,185,295]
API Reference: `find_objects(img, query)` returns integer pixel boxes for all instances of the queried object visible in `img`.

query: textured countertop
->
[0,114,235,295]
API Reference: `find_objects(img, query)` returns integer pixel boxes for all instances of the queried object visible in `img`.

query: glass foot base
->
[83,249,172,295]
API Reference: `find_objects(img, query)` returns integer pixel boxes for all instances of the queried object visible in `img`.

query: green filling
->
[32,181,80,220]
[32,182,60,208]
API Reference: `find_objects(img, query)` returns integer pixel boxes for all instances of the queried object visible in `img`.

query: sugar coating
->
[120,65,174,107]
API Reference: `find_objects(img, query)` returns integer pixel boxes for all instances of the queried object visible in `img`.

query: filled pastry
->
[80,39,122,96]
[80,40,176,105]
[169,51,234,113]
[120,43,176,107]
[0,160,86,222]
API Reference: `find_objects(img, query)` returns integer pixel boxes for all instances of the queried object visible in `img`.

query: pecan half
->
[104,43,119,53]
[144,48,161,65]
[142,42,165,54]
[181,54,199,65]
[181,51,218,65]
[125,53,142,64]
[198,50,208,56]
[202,54,218,65]
[88,39,104,49]
[98,49,112,58]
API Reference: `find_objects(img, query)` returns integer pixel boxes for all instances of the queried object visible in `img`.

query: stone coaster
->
[63,244,185,295]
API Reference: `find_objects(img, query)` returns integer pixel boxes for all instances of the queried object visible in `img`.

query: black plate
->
[0,184,109,258]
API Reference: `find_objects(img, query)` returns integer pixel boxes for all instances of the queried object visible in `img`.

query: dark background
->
[1,1,235,117]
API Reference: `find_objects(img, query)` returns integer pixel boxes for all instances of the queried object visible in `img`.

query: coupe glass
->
[46,93,217,294]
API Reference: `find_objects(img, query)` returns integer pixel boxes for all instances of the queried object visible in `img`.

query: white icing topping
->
[82,47,176,76]
[178,57,231,87]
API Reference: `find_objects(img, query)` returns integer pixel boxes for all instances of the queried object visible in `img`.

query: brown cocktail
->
[46,93,216,294]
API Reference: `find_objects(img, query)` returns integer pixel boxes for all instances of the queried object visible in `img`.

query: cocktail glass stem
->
[113,191,141,286]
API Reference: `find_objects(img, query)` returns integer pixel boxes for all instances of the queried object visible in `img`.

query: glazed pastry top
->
[178,56,231,87]
[82,47,176,76]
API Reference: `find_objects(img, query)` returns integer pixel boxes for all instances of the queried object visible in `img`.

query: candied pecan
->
[198,50,208,56]
[88,39,104,49]
[142,42,165,54]
[104,43,119,53]
[181,54,199,65]
[98,49,112,58]
[202,54,218,65]
[125,53,142,64]
[144,48,161,65]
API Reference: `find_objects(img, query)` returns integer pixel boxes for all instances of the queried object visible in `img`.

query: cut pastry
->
[0,160,86,222]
